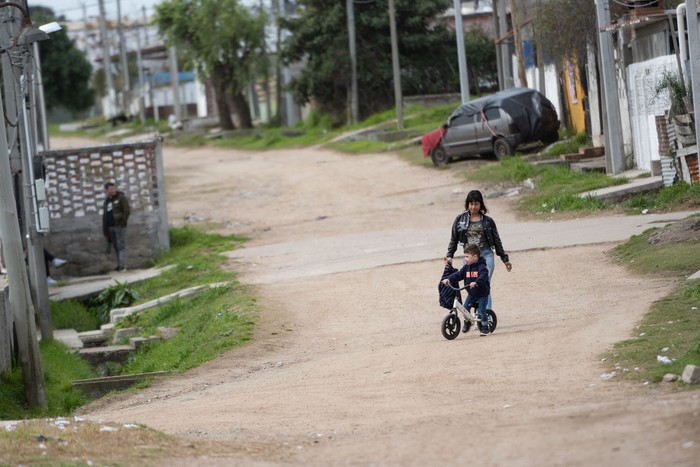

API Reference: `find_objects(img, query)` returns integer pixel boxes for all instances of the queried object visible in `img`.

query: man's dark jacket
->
[102,191,130,236]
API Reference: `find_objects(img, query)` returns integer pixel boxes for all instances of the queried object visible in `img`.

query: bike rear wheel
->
[441,312,461,340]
[476,309,497,334]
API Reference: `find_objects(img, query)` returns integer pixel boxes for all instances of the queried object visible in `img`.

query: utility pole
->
[142,6,149,45]
[0,4,47,408]
[273,0,285,123]
[493,0,503,89]
[388,0,402,129]
[595,0,624,174]
[117,0,130,115]
[685,0,700,143]
[260,0,272,123]
[347,0,359,124]
[168,45,181,120]
[507,0,527,87]
[98,0,116,118]
[135,20,146,123]
[82,2,88,49]
[280,0,297,126]
[0,92,47,409]
[497,0,512,89]
[32,41,49,150]
[453,0,470,104]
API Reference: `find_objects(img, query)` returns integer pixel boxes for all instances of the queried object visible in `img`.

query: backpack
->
[438,263,461,309]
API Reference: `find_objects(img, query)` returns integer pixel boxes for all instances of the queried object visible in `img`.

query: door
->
[476,107,504,154]
[443,113,478,156]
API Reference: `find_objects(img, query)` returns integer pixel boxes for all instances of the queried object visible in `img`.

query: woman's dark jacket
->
[446,212,510,263]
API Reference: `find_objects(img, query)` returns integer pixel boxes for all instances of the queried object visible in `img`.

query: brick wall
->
[39,140,169,277]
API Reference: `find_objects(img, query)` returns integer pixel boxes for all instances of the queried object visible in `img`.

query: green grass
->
[543,131,591,156]
[4,226,257,418]
[604,280,700,383]
[120,286,255,373]
[471,156,627,216]
[611,230,700,276]
[622,182,700,214]
[606,231,700,384]
[213,128,334,150]
[50,300,98,332]
[326,138,401,154]
[0,340,95,419]
[54,101,458,153]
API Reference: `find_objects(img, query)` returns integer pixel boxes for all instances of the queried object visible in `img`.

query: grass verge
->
[606,231,700,384]
[2,226,256,419]
[471,155,628,216]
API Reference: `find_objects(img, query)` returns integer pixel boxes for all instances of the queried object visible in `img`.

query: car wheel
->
[542,131,559,145]
[493,138,514,160]
[430,145,450,167]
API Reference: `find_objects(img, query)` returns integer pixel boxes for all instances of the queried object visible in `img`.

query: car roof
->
[448,87,547,120]
[447,87,557,138]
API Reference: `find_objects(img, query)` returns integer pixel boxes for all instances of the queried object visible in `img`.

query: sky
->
[30,0,169,22]
[30,0,261,22]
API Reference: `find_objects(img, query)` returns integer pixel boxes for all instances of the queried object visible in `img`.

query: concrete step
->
[570,156,606,173]
[72,371,171,399]
[580,176,664,201]
[78,345,133,366]
[53,329,84,349]
[77,329,108,348]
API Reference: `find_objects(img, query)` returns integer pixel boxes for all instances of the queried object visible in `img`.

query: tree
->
[531,0,596,68]
[531,0,635,68]
[464,27,497,96]
[282,0,458,123]
[154,0,268,129]
[30,6,95,115]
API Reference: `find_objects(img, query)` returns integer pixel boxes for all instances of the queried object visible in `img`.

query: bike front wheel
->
[477,309,498,334]
[441,312,461,340]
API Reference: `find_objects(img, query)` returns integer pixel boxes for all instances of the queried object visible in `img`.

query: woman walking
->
[445,189,512,312]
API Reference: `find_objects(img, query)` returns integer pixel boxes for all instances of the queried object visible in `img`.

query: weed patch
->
[0,340,95,420]
[606,229,700,384]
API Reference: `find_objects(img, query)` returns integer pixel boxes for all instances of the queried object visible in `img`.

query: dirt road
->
[66,139,699,466]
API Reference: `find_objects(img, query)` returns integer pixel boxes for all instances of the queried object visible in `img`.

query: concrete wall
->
[39,140,169,277]
[626,54,677,171]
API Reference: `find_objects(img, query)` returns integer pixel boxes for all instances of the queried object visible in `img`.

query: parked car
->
[426,87,560,166]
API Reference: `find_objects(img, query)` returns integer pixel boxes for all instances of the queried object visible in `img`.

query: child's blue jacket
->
[446,257,491,299]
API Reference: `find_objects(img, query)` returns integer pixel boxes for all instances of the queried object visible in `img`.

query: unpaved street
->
[67,140,699,466]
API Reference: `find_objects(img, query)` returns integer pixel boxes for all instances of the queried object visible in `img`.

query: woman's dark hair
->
[464,190,488,214]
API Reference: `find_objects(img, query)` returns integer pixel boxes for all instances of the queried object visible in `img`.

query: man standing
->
[102,182,130,272]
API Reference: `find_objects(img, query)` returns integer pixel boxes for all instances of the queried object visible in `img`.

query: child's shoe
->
[462,320,469,333]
